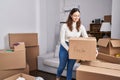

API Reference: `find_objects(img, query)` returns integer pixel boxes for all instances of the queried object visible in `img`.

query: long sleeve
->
[60,24,88,51]
[81,25,88,37]
[60,24,69,51]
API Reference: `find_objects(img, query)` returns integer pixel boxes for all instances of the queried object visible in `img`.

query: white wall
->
[60,0,112,30]
[0,0,37,49]
[38,0,47,54]
[111,0,120,39]
[39,0,60,54]
[0,0,60,54]
[46,0,60,52]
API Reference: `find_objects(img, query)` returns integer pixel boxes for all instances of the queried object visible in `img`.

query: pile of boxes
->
[0,33,39,80]
[69,37,120,80]
[0,42,29,80]
[9,33,39,71]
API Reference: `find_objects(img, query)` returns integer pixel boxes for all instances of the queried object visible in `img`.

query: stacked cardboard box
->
[81,52,120,70]
[0,65,29,80]
[69,37,97,61]
[76,64,120,80]
[97,52,120,64]
[76,52,120,80]
[9,33,39,71]
[76,38,120,80]
[0,42,29,80]
[68,37,120,80]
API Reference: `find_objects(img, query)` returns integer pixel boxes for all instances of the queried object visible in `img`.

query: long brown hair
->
[66,8,81,32]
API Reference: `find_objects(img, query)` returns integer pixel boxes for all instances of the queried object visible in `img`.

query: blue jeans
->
[56,43,76,80]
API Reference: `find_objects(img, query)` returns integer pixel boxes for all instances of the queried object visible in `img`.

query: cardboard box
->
[69,37,96,61]
[98,38,120,56]
[4,73,35,80]
[0,64,29,80]
[26,46,39,71]
[97,52,120,64]
[76,65,120,80]
[81,60,120,70]
[14,42,26,52]
[9,33,38,48]
[8,33,39,71]
[0,42,26,70]
[81,52,120,70]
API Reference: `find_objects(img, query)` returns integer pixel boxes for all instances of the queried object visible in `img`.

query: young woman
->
[56,8,88,80]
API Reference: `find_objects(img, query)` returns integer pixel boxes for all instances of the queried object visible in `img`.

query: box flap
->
[97,52,120,64]
[81,60,120,71]
[70,37,96,41]
[98,38,110,47]
[14,42,25,51]
[77,65,120,77]
[4,73,35,80]
[111,40,120,47]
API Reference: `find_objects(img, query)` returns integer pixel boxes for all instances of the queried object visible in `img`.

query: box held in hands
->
[69,37,97,61]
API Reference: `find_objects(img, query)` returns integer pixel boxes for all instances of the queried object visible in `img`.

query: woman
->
[56,8,88,80]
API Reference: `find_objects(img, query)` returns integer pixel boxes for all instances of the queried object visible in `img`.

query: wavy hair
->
[66,8,81,32]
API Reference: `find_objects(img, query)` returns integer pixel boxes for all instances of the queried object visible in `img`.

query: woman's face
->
[71,11,80,22]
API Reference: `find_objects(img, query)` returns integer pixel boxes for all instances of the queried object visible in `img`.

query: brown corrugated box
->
[9,33,39,71]
[76,65,120,80]
[77,51,120,80]
[81,52,120,69]
[81,60,120,70]
[69,37,96,61]
[4,73,35,80]
[14,42,26,51]
[97,52,120,64]
[9,33,38,48]
[0,64,29,80]
[98,38,120,56]
[26,46,39,71]
[0,42,26,70]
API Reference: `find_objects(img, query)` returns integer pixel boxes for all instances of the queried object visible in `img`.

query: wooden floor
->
[30,70,76,80]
